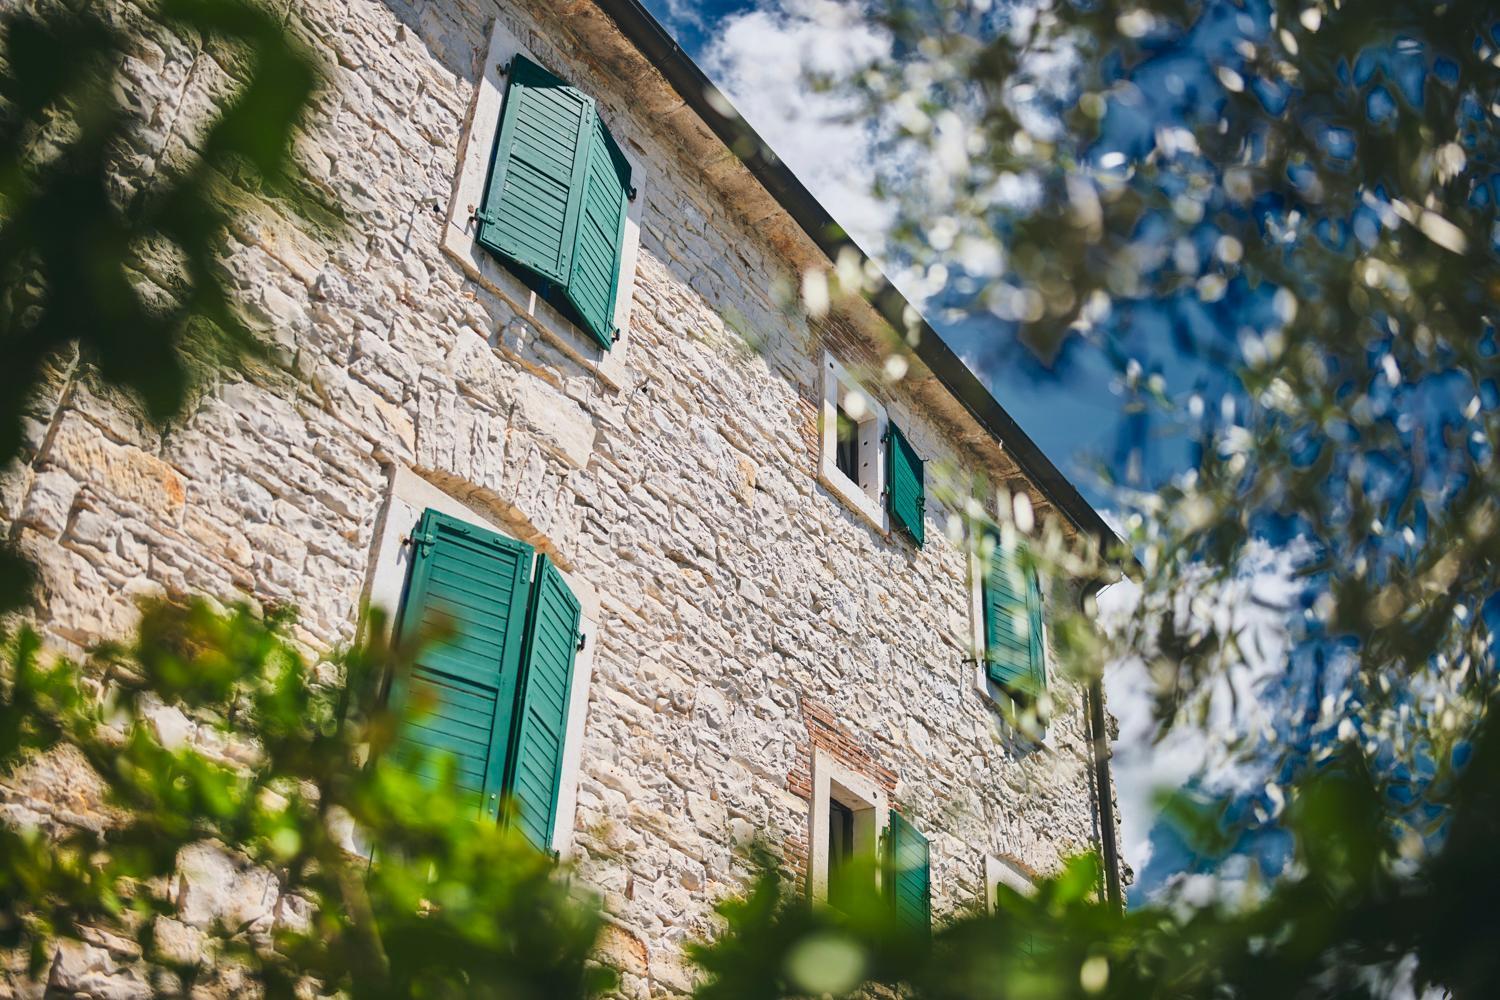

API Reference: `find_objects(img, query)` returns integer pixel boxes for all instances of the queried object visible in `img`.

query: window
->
[827,799,856,909]
[985,855,1037,954]
[443,22,646,390]
[809,749,889,906]
[834,405,860,482]
[971,527,1047,705]
[986,854,1037,912]
[818,354,926,545]
[363,469,599,857]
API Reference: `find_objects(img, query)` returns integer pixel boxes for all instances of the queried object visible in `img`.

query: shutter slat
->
[389,758,486,794]
[388,509,534,822]
[402,718,490,758]
[886,423,925,546]
[422,556,520,594]
[505,555,582,851]
[426,539,529,576]
[412,673,502,716]
[418,650,516,688]
[423,581,519,619]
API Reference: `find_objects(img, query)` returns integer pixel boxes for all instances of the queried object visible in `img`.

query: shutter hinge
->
[576,632,587,654]
[404,529,436,553]
[473,209,500,228]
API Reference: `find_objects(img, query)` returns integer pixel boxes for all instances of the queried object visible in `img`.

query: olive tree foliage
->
[690,710,1500,1000]
[0,0,323,612]
[0,602,609,998]
[690,0,1500,994]
[687,0,1500,996]
[842,0,1500,762]
[0,4,609,996]
[4,0,1500,998]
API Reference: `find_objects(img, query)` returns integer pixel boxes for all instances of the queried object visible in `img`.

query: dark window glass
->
[827,798,855,909]
[835,406,859,482]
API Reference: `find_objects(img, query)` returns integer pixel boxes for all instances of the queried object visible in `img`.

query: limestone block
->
[46,938,152,1000]
[595,923,648,978]
[46,416,185,523]
[173,842,279,934]
[508,375,598,470]
[19,529,139,647]
[142,698,194,752]
[0,744,115,835]
[0,460,32,526]
[16,468,80,535]
[150,916,206,967]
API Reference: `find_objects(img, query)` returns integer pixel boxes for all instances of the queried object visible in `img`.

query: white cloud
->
[698,0,895,257]
[696,1,1061,307]
[1099,536,1309,894]
[657,0,706,32]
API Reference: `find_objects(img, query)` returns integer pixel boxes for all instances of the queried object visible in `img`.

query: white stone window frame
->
[966,525,1053,746]
[362,466,599,860]
[818,353,889,533]
[442,19,647,391]
[808,748,891,904]
[985,854,1037,913]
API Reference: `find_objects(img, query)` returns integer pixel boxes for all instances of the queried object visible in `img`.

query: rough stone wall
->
[0,0,1117,996]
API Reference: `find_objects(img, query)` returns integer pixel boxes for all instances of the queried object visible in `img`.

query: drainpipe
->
[1084,579,1123,910]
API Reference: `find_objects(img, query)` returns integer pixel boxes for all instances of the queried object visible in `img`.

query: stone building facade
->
[0,0,1120,995]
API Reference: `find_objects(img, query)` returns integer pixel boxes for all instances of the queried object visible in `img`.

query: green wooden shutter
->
[983,532,1042,698]
[563,112,632,350]
[478,55,593,285]
[1025,567,1046,694]
[505,554,582,851]
[478,55,632,352]
[389,509,533,822]
[886,423,925,546]
[887,811,931,932]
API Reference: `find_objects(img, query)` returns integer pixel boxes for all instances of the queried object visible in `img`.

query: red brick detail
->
[794,396,819,474]
[786,698,899,804]
[813,312,883,376]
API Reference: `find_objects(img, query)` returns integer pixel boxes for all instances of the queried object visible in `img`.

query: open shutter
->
[389,509,533,821]
[886,423,925,546]
[478,55,593,285]
[887,811,931,932]
[983,532,1039,698]
[1025,568,1047,693]
[505,555,582,851]
[563,112,632,350]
